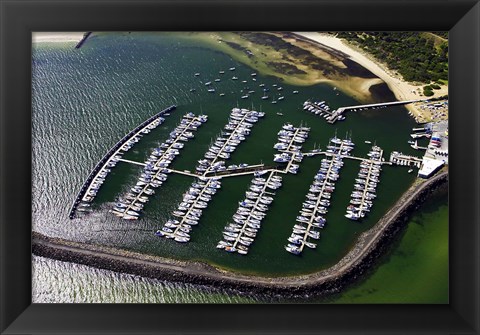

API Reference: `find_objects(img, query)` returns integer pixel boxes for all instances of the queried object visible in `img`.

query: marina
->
[110,112,208,220]
[157,108,265,242]
[69,101,427,255]
[285,136,351,255]
[217,171,281,254]
[68,105,176,219]
[345,146,383,221]
[29,31,451,306]
[155,178,221,242]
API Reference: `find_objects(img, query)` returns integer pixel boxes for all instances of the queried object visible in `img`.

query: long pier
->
[230,171,279,253]
[347,147,383,219]
[162,178,219,240]
[203,111,254,175]
[118,158,147,166]
[68,105,176,219]
[296,141,348,253]
[327,99,425,123]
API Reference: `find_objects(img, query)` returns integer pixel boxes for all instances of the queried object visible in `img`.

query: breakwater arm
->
[33,171,448,297]
[75,32,92,49]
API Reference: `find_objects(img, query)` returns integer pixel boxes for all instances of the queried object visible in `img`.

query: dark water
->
[32,33,434,284]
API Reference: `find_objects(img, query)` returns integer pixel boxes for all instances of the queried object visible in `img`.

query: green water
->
[33,189,448,303]
[33,32,434,278]
[329,188,448,303]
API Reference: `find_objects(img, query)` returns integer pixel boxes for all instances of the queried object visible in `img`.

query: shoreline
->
[32,171,448,297]
[293,32,448,123]
[176,32,387,103]
[32,32,85,44]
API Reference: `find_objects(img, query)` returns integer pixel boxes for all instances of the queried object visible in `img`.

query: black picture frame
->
[1,0,479,334]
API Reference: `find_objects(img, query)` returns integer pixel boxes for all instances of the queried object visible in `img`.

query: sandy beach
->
[294,32,448,122]
[32,32,85,44]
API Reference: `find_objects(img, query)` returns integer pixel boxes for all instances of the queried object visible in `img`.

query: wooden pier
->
[118,159,146,167]
[306,99,427,124]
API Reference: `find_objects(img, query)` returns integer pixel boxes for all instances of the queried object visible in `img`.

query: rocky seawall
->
[33,172,448,298]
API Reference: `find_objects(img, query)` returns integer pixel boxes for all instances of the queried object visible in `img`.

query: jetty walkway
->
[327,99,425,123]
[304,99,427,124]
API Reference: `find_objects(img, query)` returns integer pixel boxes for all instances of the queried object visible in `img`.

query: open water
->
[31,33,446,302]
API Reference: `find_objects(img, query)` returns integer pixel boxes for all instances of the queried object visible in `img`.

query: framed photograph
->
[1,0,479,334]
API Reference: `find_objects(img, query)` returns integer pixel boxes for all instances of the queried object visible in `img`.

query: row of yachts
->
[273,123,310,174]
[345,146,383,221]
[155,178,221,242]
[80,115,167,206]
[157,108,262,243]
[302,100,345,121]
[196,108,264,175]
[110,113,207,220]
[216,172,282,254]
[285,137,351,255]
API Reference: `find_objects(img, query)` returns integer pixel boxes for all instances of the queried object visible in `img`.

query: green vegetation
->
[430,84,441,90]
[336,32,448,83]
[424,85,434,96]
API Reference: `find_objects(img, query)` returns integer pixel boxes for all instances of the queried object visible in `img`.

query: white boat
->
[285,244,301,255]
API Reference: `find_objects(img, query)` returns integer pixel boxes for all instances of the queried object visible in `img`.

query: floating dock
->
[345,146,383,220]
[217,171,282,254]
[111,113,207,220]
[285,136,352,255]
[157,108,265,243]
[156,178,221,242]
[273,123,310,174]
[68,105,176,219]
